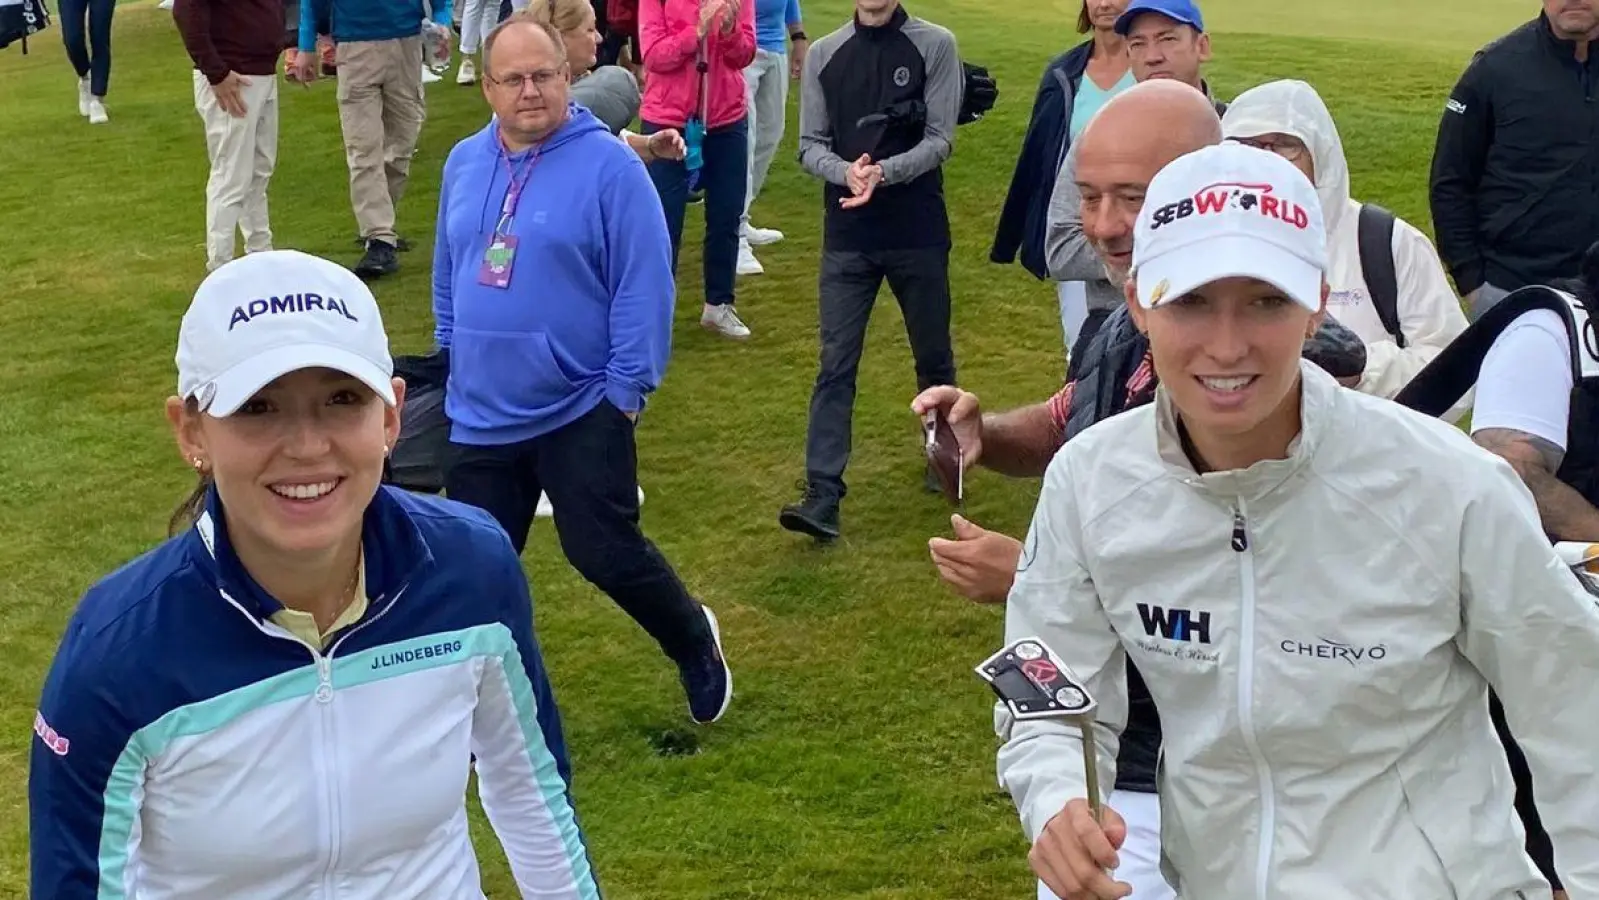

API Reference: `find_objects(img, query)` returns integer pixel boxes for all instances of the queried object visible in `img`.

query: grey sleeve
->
[797,31,851,187]
[1045,141,1104,283]
[570,66,641,136]
[878,19,960,186]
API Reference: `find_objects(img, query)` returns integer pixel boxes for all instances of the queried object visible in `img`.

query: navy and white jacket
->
[989,41,1093,280]
[29,485,602,899]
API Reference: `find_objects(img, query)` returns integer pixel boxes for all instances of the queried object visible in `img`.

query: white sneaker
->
[77,78,91,117]
[736,240,764,276]
[87,98,108,124]
[742,223,784,246]
[534,485,645,518]
[422,65,442,84]
[456,57,476,84]
[700,304,751,340]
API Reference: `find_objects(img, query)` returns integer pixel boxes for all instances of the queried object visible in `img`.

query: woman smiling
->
[29,251,600,899]
[1002,145,1599,900]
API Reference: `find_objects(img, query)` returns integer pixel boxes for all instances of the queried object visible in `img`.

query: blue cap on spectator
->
[1114,0,1205,35]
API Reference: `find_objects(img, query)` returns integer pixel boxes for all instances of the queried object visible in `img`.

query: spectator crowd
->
[21,0,1599,897]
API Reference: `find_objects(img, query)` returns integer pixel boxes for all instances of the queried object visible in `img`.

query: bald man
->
[914,80,1371,900]
[1046,33,1228,374]
[913,81,1224,900]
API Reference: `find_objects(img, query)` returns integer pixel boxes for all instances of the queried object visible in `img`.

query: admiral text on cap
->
[175,250,397,417]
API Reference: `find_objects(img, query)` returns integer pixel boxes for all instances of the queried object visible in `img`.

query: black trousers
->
[444,401,711,665]
[1491,693,1561,889]
[804,246,958,497]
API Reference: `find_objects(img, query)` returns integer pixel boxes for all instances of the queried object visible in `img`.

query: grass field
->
[0,0,1531,895]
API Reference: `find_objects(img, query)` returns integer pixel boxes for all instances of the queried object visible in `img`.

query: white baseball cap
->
[1131,142,1329,311]
[175,250,396,417]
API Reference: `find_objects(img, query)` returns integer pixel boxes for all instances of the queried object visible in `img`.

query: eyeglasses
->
[1232,136,1309,164]
[486,66,567,93]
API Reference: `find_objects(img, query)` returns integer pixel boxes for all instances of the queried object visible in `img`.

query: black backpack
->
[958,61,997,125]
[1357,203,1405,348]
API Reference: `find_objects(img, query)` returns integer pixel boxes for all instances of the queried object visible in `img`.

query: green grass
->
[0,0,1529,894]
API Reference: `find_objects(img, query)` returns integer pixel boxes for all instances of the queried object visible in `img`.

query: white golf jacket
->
[997,361,1599,899]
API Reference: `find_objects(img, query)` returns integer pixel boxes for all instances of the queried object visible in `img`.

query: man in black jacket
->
[779,0,962,540]
[1429,0,1599,321]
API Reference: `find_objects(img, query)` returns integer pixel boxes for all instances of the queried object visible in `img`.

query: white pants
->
[193,70,278,272]
[741,48,788,228]
[1038,790,1174,900]
[459,0,523,54]
[1057,280,1089,352]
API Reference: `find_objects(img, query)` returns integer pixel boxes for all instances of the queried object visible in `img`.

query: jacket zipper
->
[214,583,411,897]
[1232,499,1275,900]
[313,649,340,900]
[314,584,409,897]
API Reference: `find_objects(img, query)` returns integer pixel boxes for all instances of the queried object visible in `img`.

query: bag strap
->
[1392,286,1582,417]
[1357,203,1404,348]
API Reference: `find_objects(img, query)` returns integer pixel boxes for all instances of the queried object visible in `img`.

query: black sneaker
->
[354,235,411,251]
[354,239,400,279]
[778,482,841,540]
[678,605,732,725]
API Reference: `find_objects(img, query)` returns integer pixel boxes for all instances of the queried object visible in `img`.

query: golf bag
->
[0,0,51,54]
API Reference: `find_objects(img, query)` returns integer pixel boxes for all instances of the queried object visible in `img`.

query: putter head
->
[975,637,1097,722]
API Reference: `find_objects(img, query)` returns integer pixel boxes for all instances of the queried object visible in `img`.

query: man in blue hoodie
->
[433,16,734,726]
[294,0,452,279]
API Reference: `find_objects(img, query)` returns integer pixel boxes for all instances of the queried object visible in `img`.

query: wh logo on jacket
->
[1137,603,1212,644]
[1148,181,1311,233]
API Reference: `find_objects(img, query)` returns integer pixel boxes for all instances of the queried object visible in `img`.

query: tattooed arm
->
[1473,428,1599,543]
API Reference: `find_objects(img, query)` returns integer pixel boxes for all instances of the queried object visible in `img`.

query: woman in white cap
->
[28,250,602,899]
[996,144,1599,900]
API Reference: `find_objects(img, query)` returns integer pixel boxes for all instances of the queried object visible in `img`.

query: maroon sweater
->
[173,0,287,84]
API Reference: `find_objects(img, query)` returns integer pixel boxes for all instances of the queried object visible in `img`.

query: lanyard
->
[494,141,542,236]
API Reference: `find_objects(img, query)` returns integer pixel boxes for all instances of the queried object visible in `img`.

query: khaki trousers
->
[194,69,279,271]
[335,36,426,244]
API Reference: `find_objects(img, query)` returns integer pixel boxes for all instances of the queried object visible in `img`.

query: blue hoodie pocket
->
[448,327,582,425]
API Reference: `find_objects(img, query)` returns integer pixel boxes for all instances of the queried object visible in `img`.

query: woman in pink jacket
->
[639,0,757,340]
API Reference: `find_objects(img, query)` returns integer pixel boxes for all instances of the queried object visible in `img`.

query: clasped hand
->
[842,154,883,209]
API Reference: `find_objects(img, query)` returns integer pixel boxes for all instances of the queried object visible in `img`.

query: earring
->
[191,457,207,472]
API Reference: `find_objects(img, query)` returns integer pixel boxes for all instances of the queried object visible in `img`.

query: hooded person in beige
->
[1221,79,1469,414]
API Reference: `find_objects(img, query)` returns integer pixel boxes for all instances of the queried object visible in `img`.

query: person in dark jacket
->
[1429,0,1599,322]
[778,0,963,541]
[989,0,1130,355]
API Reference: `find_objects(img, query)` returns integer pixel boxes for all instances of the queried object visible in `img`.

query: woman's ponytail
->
[168,473,213,537]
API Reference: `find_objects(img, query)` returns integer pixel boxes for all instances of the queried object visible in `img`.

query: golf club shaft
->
[1077,719,1113,877]
[1078,719,1103,823]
